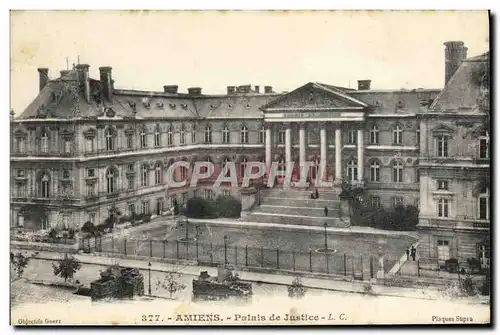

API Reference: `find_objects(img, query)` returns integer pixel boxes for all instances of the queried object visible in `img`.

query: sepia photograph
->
[8,9,491,326]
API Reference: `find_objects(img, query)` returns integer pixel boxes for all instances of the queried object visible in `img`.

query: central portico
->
[260,82,370,187]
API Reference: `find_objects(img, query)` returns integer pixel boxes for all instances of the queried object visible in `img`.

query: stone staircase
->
[247,188,350,228]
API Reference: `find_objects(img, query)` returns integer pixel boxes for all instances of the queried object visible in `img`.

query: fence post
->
[351,257,355,278]
[100,235,103,252]
[111,236,114,253]
[343,253,347,276]
[370,256,374,278]
[186,240,189,259]
[163,240,166,258]
[124,238,127,255]
[94,236,97,252]
[149,240,153,258]
[417,259,420,277]
[309,248,312,272]
[293,251,296,272]
[210,242,213,266]
[176,240,180,259]
[245,245,248,267]
[235,246,238,265]
[260,247,264,268]
[326,253,330,274]
[360,255,363,280]
[276,248,280,269]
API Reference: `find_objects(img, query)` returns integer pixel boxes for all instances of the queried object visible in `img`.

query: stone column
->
[299,124,306,172]
[357,129,364,182]
[320,127,327,180]
[420,120,427,153]
[285,126,292,166]
[335,128,342,182]
[265,126,272,169]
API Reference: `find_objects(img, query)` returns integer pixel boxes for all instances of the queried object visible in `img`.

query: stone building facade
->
[10,41,490,265]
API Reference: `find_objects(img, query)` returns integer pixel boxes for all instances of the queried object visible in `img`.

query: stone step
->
[258,205,339,217]
[263,197,339,208]
[246,212,350,228]
[262,188,339,200]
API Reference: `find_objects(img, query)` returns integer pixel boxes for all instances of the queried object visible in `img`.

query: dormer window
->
[181,103,188,110]
[62,169,71,179]
[142,97,151,108]
[309,92,314,100]
[210,104,215,109]
[375,100,382,107]
[169,103,176,109]
[156,102,164,109]
[228,104,233,108]
[245,104,251,109]
[397,101,405,108]
[128,101,136,110]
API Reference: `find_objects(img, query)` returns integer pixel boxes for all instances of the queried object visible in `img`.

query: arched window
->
[40,128,49,153]
[39,172,50,198]
[105,127,115,151]
[240,157,248,177]
[393,124,403,145]
[180,124,185,145]
[392,160,404,183]
[259,126,266,144]
[479,130,490,159]
[347,160,358,182]
[370,125,379,145]
[167,125,173,146]
[141,164,149,186]
[478,186,490,220]
[278,129,286,145]
[370,160,380,182]
[222,125,230,144]
[106,168,117,194]
[140,127,147,148]
[154,162,162,185]
[240,126,249,144]
[154,124,161,147]
[204,125,212,144]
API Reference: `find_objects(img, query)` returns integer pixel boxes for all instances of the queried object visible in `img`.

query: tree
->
[11,252,30,279]
[156,272,186,299]
[288,276,307,299]
[52,253,81,282]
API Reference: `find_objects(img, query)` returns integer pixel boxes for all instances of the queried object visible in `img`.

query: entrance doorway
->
[437,240,450,262]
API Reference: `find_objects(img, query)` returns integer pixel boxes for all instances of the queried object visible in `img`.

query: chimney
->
[237,85,251,93]
[37,68,49,92]
[254,85,260,93]
[60,70,71,78]
[99,66,113,102]
[163,85,179,94]
[264,86,273,94]
[357,80,371,90]
[187,87,202,96]
[75,64,90,103]
[444,41,468,84]
[227,86,236,95]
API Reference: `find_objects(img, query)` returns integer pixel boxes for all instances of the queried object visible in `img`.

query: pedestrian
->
[315,189,319,199]
[324,206,328,217]
[406,248,410,260]
[411,246,416,261]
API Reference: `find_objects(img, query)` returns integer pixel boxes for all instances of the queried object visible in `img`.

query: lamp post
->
[148,262,152,296]
[195,224,200,260]
[184,219,190,241]
[224,235,228,264]
[323,222,328,252]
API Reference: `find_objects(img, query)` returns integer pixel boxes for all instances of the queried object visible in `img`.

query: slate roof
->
[429,52,489,111]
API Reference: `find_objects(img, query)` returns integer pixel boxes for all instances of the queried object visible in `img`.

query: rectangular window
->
[128,203,136,215]
[87,168,95,178]
[17,184,25,197]
[438,199,449,218]
[416,129,420,148]
[126,134,133,149]
[16,138,26,153]
[17,169,25,178]
[370,130,379,145]
[86,137,94,152]
[479,138,489,159]
[192,130,196,144]
[479,197,489,220]
[64,140,72,153]
[437,135,449,158]
[392,197,404,208]
[127,176,134,190]
[370,196,381,209]
[278,130,285,144]
[86,184,95,197]
[180,130,185,145]
[347,130,357,145]
[437,180,449,190]
[89,212,96,224]
[141,201,149,214]
[259,128,265,144]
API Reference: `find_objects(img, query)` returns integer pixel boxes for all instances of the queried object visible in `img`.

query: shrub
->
[11,252,30,279]
[52,253,81,282]
[185,197,218,219]
[81,221,95,234]
[118,215,130,224]
[458,274,477,296]
[480,268,490,296]
[288,276,307,299]
[142,213,152,223]
[215,195,242,218]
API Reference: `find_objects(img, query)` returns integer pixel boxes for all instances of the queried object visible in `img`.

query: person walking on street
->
[411,246,416,261]
[315,189,319,199]
[406,248,410,260]
[324,206,328,217]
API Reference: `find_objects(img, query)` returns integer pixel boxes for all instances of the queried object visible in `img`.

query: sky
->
[10,10,490,115]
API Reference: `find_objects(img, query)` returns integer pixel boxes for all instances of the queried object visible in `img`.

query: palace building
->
[10,41,490,265]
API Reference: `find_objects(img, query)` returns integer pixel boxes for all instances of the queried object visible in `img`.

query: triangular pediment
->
[260,82,368,111]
